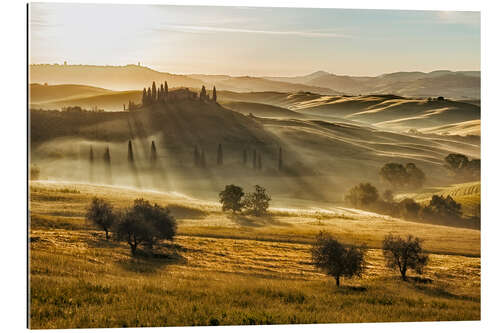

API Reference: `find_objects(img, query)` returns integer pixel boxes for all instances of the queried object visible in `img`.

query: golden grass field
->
[29,181,480,328]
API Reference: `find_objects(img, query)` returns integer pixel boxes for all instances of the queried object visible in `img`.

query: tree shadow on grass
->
[86,236,121,249]
[116,246,187,274]
[408,279,478,302]
[333,285,368,294]
[228,214,290,228]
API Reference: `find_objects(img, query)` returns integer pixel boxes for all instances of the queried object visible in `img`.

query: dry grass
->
[29,181,480,328]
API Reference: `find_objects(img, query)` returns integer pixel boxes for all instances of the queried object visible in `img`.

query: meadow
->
[29,181,480,328]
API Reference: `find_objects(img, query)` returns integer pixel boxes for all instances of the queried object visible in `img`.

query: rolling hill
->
[266,70,480,99]
[30,64,203,91]
[287,95,480,131]
[30,83,112,104]
[31,86,481,134]
[31,88,143,111]
[30,64,339,95]
[30,64,480,99]
[30,90,480,204]
[221,101,307,119]
[420,120,481,137]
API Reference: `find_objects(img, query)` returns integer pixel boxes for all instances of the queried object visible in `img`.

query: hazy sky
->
[29,3,480,76]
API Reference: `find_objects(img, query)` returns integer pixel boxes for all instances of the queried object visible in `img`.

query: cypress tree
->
[159,84,164,100]
[89,145,94,164]
[165,81,168,99]
[212,86,217,102]
[103,146,110,164]
[152,81,157,101]
[200,85,206,101]
[128,140,134,163]
[147,87,152,105]
[257,153,262,170]
[278,147,283,171]
[200,149,206,168]
[142,88,147,106]
[243,149,247,165]
[103,146,112,184]
[151,140,158,166]
[194,145,200,167]
[252,149,257,169]
[89,145,94,182]
[217,143,223,165]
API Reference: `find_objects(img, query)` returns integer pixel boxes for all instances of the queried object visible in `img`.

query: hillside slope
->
[221,101,307,119]
[30,83,112,104]
[420,120,480,137]
[291,95,480,130]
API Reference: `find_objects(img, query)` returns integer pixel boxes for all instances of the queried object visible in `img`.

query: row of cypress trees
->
[195,144,284,170]
[89,141,284,176]
[88,141,158,167]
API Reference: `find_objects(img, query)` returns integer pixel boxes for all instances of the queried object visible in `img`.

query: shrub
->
[420,195,462,221]
[115,199,177,255]
[405,163,426,189]
[311,231,366,287]
[379,162,425,189]
[382,190,394,203]
[243,185,271,216]
[219,185,245,213]
[382,234,429,280]
[345,183,379,208]
[397,198,421,220]
[444,153,480,180]
[85,197,115,240]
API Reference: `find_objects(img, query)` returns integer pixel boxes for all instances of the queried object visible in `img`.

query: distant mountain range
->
[264,70,480,99]
[30,64,480,99]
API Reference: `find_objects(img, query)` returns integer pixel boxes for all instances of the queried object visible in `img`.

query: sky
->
[29,3,480,77]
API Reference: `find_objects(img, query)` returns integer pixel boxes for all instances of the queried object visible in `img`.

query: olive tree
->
[86,197,115,240]
[344,183,379,208]
[311,231,366,287]
[243,185,271,216]
[115,199,177,255]
[382,234,429,280]
[219,185,245,213]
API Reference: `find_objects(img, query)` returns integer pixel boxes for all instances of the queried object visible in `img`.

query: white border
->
[2,0,499,332]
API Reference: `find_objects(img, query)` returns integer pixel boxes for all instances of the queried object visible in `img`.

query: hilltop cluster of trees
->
[312,231,428,286]
[142,81,169,106]
[344,182,475,227]
[219,184,271,216]
[86,197,177,255]
[140,81,217,107]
